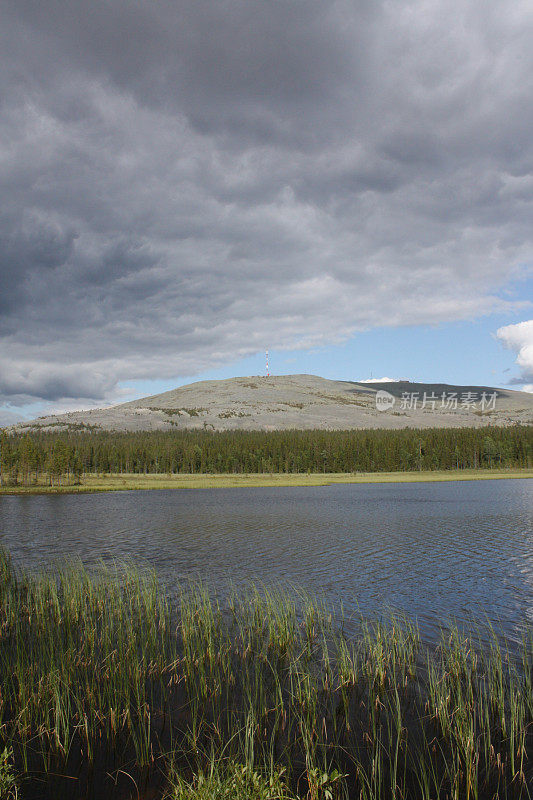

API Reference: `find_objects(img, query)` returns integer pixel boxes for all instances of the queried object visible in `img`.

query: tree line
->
[0,425,531,485]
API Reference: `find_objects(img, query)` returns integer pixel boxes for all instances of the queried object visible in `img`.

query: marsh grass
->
[0,549,530,799]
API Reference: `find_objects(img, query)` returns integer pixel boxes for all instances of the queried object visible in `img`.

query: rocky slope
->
[10,375,533,433]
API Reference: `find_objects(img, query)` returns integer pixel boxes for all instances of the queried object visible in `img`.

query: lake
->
[1,478,532,645]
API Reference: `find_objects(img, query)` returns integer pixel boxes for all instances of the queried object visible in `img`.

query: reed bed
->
[0,548,530,799]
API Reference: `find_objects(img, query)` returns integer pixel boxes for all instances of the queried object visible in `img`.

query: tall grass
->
[0,548,530,799]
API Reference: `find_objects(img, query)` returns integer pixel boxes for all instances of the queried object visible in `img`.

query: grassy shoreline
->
[0,467,532,495]
[0,550,531,799]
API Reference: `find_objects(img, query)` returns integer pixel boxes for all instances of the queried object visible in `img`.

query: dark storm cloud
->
[0,0,532,406]
[0,210,75,315]
[4,0,365,143]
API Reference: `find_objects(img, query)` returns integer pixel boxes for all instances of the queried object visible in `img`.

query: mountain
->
[10,375,533,433]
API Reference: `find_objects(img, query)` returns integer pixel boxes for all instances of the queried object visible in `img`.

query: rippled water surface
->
[1,479,532,642]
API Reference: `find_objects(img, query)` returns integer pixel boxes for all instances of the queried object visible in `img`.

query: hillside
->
[10,375,533,433]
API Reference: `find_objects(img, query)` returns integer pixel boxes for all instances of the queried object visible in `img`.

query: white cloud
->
[496,319,533,384]
[357,377,401,384]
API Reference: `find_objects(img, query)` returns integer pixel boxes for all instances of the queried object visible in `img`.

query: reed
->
[0,548,530,799]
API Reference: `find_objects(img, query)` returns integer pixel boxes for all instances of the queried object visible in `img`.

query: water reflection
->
[0,479,532,644]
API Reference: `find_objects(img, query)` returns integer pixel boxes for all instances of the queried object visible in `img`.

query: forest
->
[0,425,531,485]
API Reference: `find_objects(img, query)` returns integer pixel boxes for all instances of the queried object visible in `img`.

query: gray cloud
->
[0,409,24,428]
[0,0,532,406]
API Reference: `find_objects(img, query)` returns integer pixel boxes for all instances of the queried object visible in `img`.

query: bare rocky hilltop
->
[10,375,533,433]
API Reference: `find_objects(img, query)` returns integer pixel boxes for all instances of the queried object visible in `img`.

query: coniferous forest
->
[0,426,531,485]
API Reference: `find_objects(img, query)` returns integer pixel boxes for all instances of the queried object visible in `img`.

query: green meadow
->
[1,467,532,495]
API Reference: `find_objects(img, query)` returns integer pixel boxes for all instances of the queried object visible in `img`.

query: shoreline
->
[1,467,532,494]
[1,551,529,799]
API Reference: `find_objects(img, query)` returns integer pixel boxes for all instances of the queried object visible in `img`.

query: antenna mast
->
[266,350,269,377]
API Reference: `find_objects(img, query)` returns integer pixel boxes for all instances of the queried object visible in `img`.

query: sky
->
[1,0,533,426]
